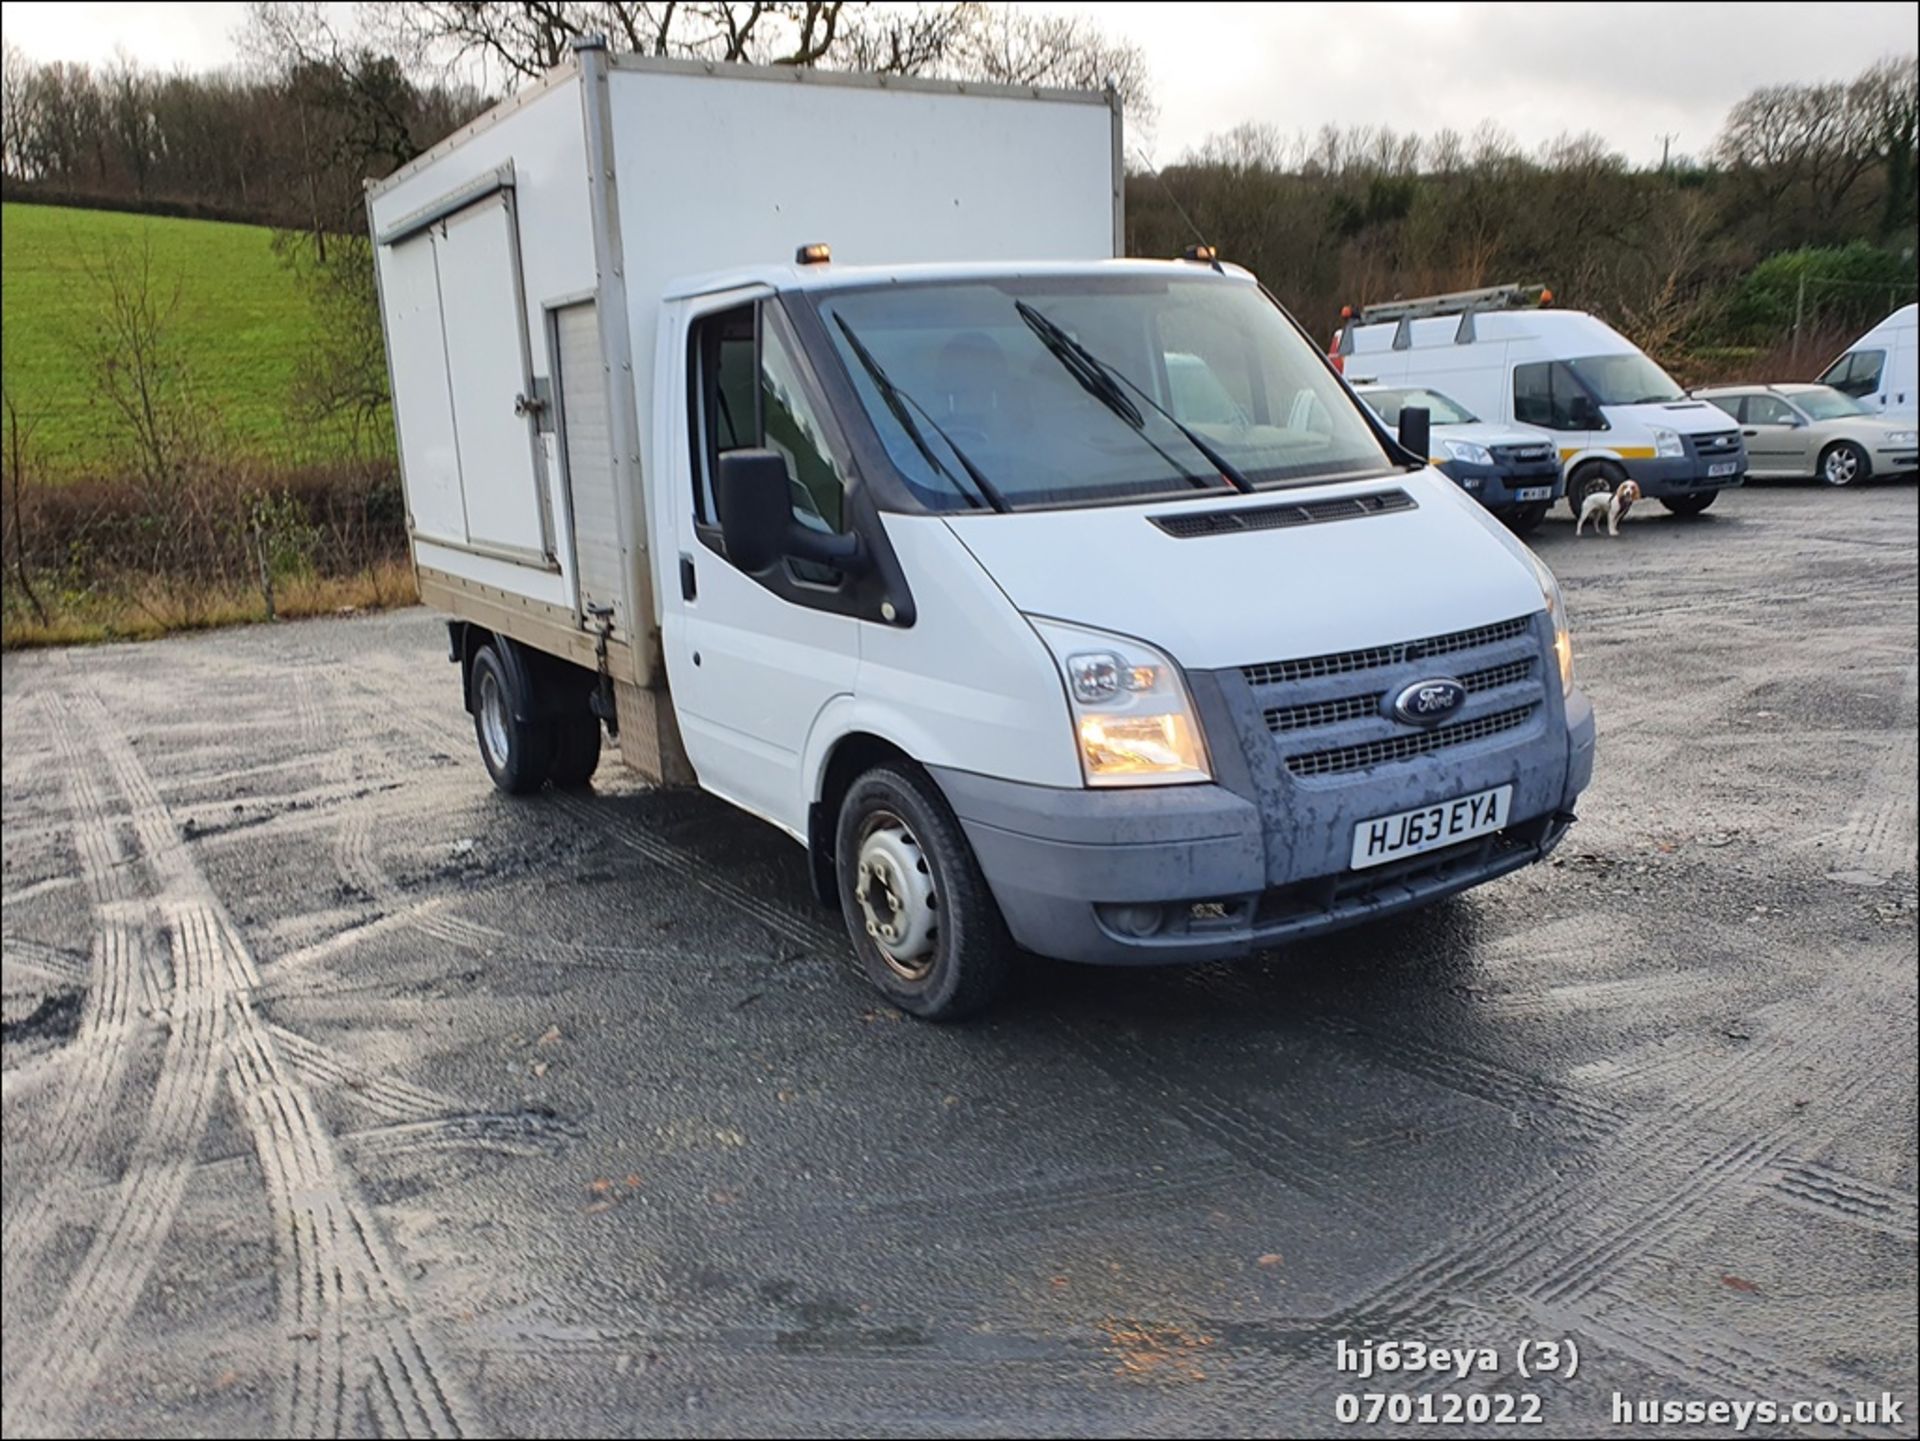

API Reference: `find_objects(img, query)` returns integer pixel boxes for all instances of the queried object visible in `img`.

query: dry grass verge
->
[2,556,417,649]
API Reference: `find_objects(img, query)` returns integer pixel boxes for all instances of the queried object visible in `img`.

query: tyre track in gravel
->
[1,694,154,1340]
[1321,1005,1893,1408]
[1763,1159,1919,1244]
[0,934,91,988]
[1831,657,1918,876]
[7,689,478,1440]
[3,899,233,1437]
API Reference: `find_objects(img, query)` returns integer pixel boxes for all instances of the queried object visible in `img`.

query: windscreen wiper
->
[1016,300,1257,494]
[831,315,1007,513]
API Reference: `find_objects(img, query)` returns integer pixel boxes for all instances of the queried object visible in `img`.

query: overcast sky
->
[3,1,1916,166]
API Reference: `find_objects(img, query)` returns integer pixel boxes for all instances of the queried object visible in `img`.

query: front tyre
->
[1660,490,1718,516]
[1505,501,1550,536]
[834,761,1012,1021]
[1566,461,1624,518]
[470,643,553,794]
[1818,440,1869,488]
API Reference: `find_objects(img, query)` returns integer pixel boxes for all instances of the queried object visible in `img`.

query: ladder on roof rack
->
[1329,282,1553,361]
[1358,283,1551,323]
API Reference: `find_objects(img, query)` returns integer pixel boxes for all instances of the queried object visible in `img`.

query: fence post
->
[1791,271,1806,364]
[253,518,276,622]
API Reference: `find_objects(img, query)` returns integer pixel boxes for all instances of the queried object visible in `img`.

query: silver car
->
[1693,383,1917,487]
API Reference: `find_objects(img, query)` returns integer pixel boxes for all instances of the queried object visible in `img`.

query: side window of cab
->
[1513,361,1591,430]
[689,300,855,587]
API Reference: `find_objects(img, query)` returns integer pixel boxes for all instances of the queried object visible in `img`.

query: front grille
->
[1284,703,1539,777]
[1491,443,1556,465]
[1151,488,1415,539]
[1263,655,1536,734]
[1464,656,1535,694]
[1243,615,1531,688]
[1691,431,1741,457]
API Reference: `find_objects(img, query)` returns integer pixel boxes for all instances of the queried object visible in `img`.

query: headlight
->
[1442,439,1493,466]
[1888,430,1917,446]
[1526,554,1575,696]
[1031,619,1210,787]
[1650,426,1685,458]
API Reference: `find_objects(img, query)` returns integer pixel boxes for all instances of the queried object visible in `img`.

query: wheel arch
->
[803,726,919,907]
[449,623,595,724]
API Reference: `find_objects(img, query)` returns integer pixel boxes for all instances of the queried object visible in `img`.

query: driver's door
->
[662,293,862,836]
[1738,393,1806,477]
[1512,360,1601,464]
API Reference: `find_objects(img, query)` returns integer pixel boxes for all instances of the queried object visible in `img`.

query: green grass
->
[2,202,354,473]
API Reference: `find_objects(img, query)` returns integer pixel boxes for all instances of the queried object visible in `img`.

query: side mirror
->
[717,449,791,574]
[716,448,868,576]
[1569,396,1600,429]
[1397,405,1430,460]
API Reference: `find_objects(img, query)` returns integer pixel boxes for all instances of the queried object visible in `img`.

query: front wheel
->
[1660,490,1718,516]
[1505,501,1550,536]
[1566,461,1624,518]
[1818,440,1869,488]
[834,761,1012,1021]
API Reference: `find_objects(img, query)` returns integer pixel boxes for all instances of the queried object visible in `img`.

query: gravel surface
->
[3,482,1915,1438]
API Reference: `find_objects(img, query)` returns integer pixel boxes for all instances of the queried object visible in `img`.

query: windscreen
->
[813,273,1394,512]
[1565,352,1686,406]
[1795,386,1868,420]
[1361,388,1478,426]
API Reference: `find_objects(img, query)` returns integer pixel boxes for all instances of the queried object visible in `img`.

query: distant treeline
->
[0,43,486,240]
[1127,55,1919,355]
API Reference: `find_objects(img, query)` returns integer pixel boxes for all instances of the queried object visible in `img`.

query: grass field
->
[1,202,354,472]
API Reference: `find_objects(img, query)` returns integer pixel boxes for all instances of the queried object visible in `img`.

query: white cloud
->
[2,0,1915,168]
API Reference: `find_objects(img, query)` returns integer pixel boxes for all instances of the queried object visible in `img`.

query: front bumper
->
[932,637,1596,967]
[1439,458,1564,510]
[1875,446,1918,474]
[1620,448,1745,498]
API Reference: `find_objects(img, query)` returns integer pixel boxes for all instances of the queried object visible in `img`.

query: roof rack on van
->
[1332,282,1553,358]
[1358,284,1552,324]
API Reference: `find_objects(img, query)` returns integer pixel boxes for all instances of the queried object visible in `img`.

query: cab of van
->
[1339,289,1746,521]
[1818,304,1918,417]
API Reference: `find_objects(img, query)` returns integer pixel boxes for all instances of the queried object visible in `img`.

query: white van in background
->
[1336,285,1746,519]
[1818,304,1918,416]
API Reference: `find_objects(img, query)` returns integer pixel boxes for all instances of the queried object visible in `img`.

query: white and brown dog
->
[1576,479,1642,536]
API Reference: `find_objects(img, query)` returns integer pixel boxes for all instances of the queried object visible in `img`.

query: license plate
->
[1513,485,1552,502]
[1351,785,1513,870]
[1708,461,1738,478]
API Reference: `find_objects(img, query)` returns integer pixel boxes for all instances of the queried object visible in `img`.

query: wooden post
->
[253,519,276,621]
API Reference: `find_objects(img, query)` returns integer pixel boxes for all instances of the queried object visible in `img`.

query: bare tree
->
[2,42,39,180]
[1853,54,1920,241]
[1,387,50,627]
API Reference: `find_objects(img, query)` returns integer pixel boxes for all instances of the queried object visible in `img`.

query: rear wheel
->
[470,644,553,795]
[1818,440,1869,488]
[1566,461,1624,518]
[548,714,603,789]
[1660,490,1718,516]
[1505,501,1550,536]
[834,761,1012,1021]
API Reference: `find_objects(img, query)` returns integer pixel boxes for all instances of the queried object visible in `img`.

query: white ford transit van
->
[1337,286,1747,519]
[368,50,1597,1018]
[1818,304,1918,417]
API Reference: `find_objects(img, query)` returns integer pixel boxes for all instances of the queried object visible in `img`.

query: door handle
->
[679,553,697,602]
[1742,428,1757,436]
